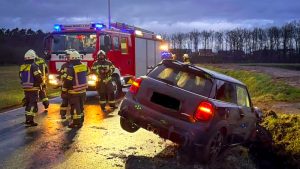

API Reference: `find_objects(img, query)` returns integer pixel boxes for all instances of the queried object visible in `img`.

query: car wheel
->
[120,117,140,133]
[112,76,122,99]
[198,130,225,163]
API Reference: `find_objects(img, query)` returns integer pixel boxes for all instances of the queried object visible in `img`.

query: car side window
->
[236,85,250,107]
[216,80,236,104]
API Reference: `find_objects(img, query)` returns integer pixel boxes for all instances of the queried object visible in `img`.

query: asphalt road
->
[0,92,204,169]
[0,92,264,169]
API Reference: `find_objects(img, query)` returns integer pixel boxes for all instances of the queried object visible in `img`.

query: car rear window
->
[148,64,213,97]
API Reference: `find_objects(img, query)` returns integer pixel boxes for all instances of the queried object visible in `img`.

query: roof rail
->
[111,22,154,34]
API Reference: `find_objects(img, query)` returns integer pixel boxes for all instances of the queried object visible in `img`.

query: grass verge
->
[201,65,300,103]
[0,66,59,111]
[239,63,300,71]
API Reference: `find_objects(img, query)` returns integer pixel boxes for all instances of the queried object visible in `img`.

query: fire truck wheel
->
[112,76,122,98]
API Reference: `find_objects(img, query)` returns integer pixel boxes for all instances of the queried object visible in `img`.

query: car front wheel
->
[120,117,140,133]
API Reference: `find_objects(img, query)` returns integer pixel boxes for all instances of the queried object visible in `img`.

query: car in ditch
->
[118,59,261,163]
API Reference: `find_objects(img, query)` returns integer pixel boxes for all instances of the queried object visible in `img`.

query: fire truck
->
[44,22,168,94]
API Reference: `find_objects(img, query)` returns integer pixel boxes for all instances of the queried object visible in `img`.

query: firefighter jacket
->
[62,60,88,94]
[35,57,48,83]
[19,60,43,91]
[57,62,70,81]
[91,59,115,83]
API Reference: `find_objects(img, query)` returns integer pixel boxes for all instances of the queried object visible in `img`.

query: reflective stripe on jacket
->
[19,64,41,91]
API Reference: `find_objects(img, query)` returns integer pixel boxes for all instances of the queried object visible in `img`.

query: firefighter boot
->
[68,119,81,128]
[81,114,85,123]
[60,110,67,119]
[43,100,49,113]
[25,115,31,125]
[26,115,38,127]
[101,105,107,113]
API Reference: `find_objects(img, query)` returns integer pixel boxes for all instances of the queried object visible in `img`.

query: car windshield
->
[51,33,97,53]
[148,64,213,97]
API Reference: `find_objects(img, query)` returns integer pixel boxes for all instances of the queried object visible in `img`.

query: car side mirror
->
[253,107,263,121]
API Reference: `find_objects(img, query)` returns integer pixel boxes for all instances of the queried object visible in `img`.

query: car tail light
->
[194,101,214,121]
[129,78,143,95]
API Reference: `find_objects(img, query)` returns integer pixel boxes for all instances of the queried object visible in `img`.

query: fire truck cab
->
[44,22,167,94]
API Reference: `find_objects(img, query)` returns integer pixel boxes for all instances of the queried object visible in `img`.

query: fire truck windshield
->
[51,33,97,53]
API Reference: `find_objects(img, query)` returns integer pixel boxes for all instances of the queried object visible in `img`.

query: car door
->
[215,80,243,143]
[236,85,257,141]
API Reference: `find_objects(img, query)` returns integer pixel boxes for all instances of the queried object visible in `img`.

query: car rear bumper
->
[118,97,210,147]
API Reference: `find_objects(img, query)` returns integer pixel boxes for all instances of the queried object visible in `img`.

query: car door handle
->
[238,109,245,118]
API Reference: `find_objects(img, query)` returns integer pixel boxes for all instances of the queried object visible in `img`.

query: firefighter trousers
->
[60,96,69,118]
[68,93,86,125]
[97,80,116,110]
[39,85,49,109]
[24,91,38,120]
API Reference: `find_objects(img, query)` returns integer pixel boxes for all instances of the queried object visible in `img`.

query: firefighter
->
[91,50,116,113]
[172,54,177,60]
[62,50,88,128]
[19,49,43,126]
[34,51,49,111]
[57,49,72,119]
[183,53,190,64]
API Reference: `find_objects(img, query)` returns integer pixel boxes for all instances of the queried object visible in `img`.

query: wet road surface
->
[0,92,260,169]
[0,92,184,169]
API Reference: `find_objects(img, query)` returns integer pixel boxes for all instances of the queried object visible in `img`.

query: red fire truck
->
[44,22,168,94]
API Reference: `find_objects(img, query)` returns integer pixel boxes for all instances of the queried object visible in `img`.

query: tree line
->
[1,21,300,65]
[0,28,47,65]
[164,20,300,63]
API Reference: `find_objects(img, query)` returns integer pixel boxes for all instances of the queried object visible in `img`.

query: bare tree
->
[190,29,201,52]
[201,30,212,50]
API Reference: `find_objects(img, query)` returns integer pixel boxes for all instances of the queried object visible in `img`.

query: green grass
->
[0,66,59,110]
[200,65,300,102]
[262,113,300,166]
[239,63,300,71]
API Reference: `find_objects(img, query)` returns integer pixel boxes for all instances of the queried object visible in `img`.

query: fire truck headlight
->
[88,74,98,86]
[88,74,98,81]
[49,79,58,86]
[48,74,55,80]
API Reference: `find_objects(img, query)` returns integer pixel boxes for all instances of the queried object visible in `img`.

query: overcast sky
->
[0,0,299,33]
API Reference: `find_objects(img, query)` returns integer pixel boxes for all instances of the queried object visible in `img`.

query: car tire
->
[112,76,122,99]
[197,130,225,164]
[120,117,140,133]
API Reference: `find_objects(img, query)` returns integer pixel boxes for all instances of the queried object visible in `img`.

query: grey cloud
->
[0,0,299,32]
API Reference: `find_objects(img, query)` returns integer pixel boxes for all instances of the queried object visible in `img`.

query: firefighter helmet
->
[183,53,189,59]
[24,49,37,60]
[69,51,81,60]
[97,50,106,60]
[65,49,73,56]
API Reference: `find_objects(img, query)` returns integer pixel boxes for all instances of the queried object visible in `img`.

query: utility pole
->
[108,0,111,29]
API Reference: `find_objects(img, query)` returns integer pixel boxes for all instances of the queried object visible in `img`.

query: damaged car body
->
[119,60,260,163]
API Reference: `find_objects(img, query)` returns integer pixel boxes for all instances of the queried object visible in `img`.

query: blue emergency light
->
[54,24,62,32]
[161,51,172,60]
[91,23,106,30]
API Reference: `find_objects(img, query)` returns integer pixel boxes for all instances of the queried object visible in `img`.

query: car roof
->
[161,60,245,86]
